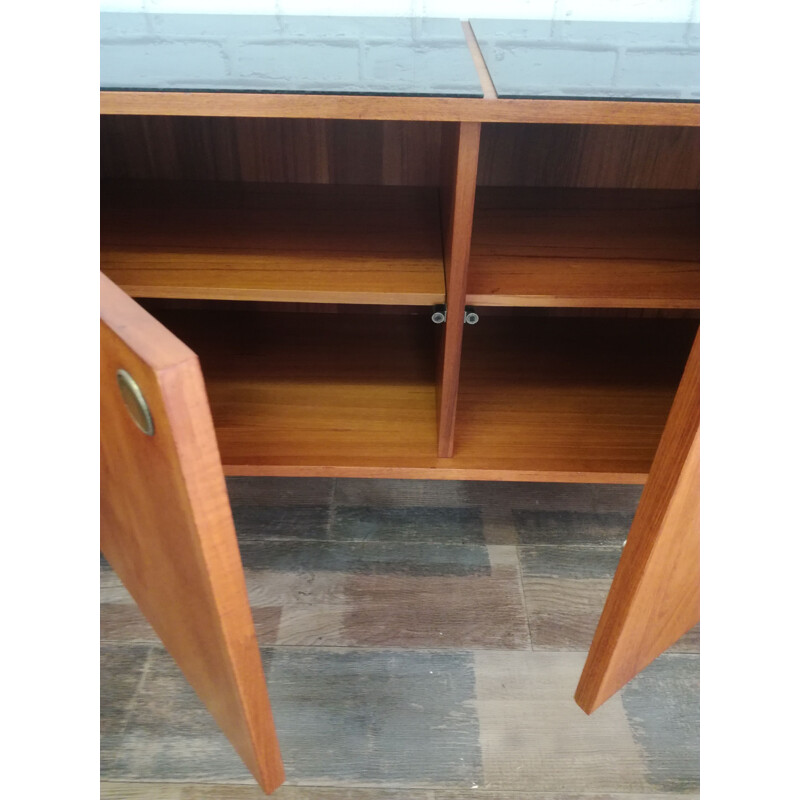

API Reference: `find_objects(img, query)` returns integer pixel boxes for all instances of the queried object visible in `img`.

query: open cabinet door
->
[575,332,699,714]
[100,274,285,793]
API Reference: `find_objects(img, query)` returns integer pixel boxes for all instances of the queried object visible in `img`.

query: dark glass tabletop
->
[100,13,483,97]
[470,18,699,101]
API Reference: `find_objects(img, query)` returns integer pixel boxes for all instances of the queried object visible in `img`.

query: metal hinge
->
[431,305,480,325]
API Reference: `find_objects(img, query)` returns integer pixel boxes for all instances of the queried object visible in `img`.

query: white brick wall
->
[99,0,699,24]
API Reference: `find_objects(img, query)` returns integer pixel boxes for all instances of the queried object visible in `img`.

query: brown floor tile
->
[256,546,528,650]
[339,571,529,649]
[524,576,612,650]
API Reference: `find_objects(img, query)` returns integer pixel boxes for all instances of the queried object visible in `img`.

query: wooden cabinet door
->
[575,332,699,713]
[100,274,284,794]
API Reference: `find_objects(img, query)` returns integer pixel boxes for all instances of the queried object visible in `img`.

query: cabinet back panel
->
[101,116,443,185]
[478,124,699,189]
[101,117,698,189]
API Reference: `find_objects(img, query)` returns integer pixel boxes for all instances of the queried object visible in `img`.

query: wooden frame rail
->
[101,91,699,126]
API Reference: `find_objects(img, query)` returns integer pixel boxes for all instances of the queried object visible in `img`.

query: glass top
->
[470,18,699,101]
[100,13,483,97]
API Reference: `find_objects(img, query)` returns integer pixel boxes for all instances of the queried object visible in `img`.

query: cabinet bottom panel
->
[148,306,696,482]
[453,315,698,481]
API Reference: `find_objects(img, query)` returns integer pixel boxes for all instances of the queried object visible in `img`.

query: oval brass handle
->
[116,369,155,436]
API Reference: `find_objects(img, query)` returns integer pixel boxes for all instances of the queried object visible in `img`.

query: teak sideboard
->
[100,13,700,794]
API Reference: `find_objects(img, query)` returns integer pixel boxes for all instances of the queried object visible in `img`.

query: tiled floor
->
[100,478,699,798]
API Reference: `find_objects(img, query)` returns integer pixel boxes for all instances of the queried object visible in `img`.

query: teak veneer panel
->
[151,308,441,474]
[101,117,699,191]
[101,117,444,186]
[453,317,698,481]
[467,188,699,309]
[477,125,700,190]
[102,182,445,305]
[437,122,482,457]
[101,91,699,126]
[100,276,283,793]
[575,332,700,713]
[142,306,695,483]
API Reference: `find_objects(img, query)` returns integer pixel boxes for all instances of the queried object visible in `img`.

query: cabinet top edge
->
[99,90,699,126]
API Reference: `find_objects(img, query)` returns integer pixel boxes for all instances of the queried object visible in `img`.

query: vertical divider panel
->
[436,121,481,458]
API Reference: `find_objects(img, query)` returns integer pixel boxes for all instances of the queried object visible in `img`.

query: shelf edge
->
[221,463,649,484]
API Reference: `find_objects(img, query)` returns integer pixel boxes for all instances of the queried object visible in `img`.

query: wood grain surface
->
[453,316,698,481]
[575,332,700,713]
[467,188,699,308]
[147,307,440,475]
[141,306,696,483]
[100,274,284,793]
[101,117,444,186]
[437,122,482,457]
[102,182,445,306]
[101,117,698,190]
[101,91,699,126]
[477,124,699,189]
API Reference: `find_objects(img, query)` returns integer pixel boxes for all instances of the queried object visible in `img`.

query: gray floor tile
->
[622,654,700,792]
[233,505,331,541]
[330,506,484,543]
[108,646,483,788]
[237,540,492,576]
[519,544,623,579]
[266,648,482,786]
[226,477,333,507]
[514,510,634,545]
[100,644,151,771]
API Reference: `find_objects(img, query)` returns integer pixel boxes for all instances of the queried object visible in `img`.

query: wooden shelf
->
[451,316,698,481]
[101,181,446,305]
[146,305,695,482]
[467,188,699,309]
[149,307,442,475]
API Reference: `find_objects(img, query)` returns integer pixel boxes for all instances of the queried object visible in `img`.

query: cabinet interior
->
[101,114,699,482]
[101,117,449,305]
[470,123,700,309]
